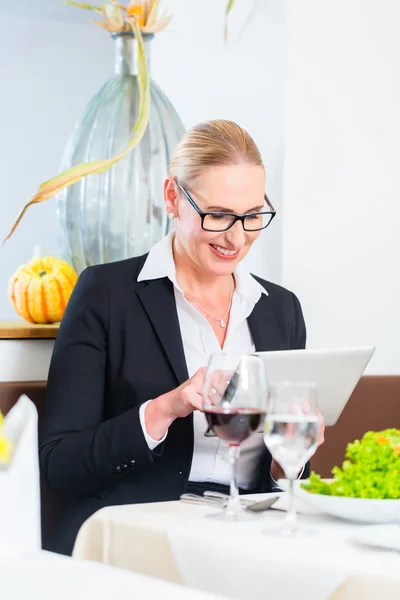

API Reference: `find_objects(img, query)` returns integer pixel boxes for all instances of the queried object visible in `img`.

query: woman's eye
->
[209,214,228,220]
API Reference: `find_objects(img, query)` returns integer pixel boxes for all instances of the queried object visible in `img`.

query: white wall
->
[282,0,400,373]
[0,12,113,320]
[0,0,287,320]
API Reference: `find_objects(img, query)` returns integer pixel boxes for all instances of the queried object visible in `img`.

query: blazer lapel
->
[136,277,189,385]
[247,294,284,352]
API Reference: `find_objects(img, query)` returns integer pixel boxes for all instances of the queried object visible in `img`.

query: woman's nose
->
[225,220,246,247]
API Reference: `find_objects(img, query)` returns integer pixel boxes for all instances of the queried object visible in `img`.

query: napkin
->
[0,395,41,558]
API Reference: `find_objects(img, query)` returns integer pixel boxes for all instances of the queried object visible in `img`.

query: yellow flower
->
[127,3,145,27]
[0,411,13,464]
[0,435,13,464]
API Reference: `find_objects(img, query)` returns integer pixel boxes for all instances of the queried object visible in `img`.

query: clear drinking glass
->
[202,353,268,521]
[263,381,319,535]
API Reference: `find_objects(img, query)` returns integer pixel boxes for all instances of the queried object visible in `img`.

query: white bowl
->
[282,480,400,524]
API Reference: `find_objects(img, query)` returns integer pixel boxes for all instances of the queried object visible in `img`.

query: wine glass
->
[202,352,268,521]
[263,381,319,535]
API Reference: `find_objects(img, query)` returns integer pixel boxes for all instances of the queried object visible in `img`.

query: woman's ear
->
[164,176,179,218]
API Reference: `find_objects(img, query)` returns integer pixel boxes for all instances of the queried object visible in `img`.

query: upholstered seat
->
[1,376,399,546]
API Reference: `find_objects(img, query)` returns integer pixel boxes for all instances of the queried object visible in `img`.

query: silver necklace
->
[184,277,234,328]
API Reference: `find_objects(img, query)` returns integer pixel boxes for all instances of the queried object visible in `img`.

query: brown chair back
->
[311,375,400,476]
[1,376,399,545]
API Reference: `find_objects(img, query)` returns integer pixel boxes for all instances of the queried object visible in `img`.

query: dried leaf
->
[141,13,171,33]
[2,20,150,246]
[91,19,109,30]
[226,0,235,15]
[224,0,235,41]
[61,0,102,11]
[141,0,151,24]
[102,1,125,32]
[146,0,160,27]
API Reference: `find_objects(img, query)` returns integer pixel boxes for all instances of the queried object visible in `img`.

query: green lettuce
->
[301,429,400,499]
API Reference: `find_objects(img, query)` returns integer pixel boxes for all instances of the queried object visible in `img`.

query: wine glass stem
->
[284,477,297,533]
[227,445,241,516]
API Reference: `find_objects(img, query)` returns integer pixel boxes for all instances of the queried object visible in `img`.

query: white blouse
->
[138,233,269,489]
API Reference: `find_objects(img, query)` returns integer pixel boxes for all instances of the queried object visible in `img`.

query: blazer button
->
[115,466,122,472]
[122,464,128,469]
[129,459,136,466]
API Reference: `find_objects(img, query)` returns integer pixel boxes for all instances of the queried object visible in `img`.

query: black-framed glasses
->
[176,180,276,232]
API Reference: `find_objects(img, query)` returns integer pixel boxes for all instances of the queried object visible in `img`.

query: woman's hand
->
[144,367,206,441]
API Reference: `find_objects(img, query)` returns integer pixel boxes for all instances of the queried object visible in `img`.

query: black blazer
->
[40,253,308,555]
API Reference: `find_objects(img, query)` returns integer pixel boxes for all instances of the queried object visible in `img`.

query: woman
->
[40,120,324,555]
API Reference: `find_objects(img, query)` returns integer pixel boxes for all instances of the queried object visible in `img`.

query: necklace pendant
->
[220,319,226,328]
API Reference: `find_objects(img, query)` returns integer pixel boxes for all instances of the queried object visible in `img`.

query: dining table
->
[73,492,400,600]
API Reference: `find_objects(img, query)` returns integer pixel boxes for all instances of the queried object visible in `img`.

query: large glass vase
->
[56,32,185,273]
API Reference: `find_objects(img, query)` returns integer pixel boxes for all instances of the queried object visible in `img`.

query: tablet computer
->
[256,346,375,426]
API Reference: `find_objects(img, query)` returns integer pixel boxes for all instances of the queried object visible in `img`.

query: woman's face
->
[165,163,266,277]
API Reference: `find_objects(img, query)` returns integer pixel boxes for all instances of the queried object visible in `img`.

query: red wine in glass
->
[202,353,268,521]
[205,408,266,445]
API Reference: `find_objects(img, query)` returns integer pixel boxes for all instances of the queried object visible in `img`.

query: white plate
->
[279,480,400,524]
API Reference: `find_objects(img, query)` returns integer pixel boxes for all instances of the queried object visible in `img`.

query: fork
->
[180,493,281,513]
[203,491,282,513]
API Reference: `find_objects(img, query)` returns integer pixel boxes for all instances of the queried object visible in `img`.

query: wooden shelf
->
[0,320,60,340]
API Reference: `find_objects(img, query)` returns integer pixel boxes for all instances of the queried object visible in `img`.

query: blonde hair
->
[169,120,264,187]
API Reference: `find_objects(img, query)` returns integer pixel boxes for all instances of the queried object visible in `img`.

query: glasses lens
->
[243,213,273,231]
[202,212,274,232]
[203,213,236,231]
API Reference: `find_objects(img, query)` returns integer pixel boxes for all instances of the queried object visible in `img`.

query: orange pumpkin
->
[8,257,78,324]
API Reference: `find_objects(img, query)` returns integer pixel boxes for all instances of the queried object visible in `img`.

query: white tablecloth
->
[73,493,400,600]
[0,550,226,600]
